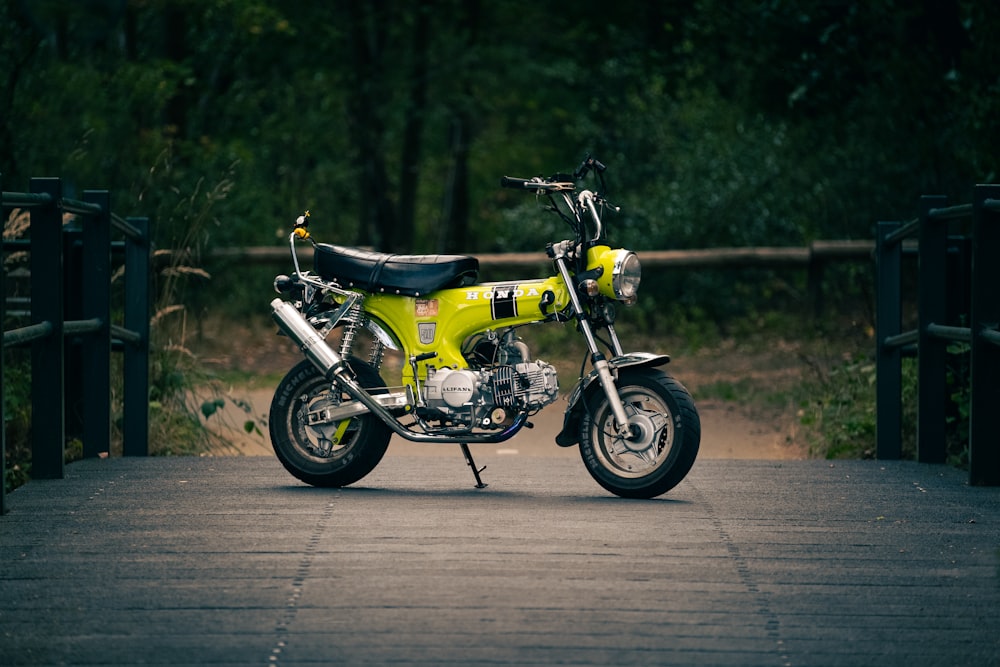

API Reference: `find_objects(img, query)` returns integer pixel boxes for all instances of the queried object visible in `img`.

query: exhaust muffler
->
[270,298,345,380]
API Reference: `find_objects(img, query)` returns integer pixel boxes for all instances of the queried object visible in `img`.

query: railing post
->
[807,244,825,321]
[62,221,84,444]
[876,221,903,460]
[29,177,66,479]
[1,172,7,514]
[969,185,1000,485]
[81,190,112,458]
[123,216,151,457]
[916,196,949,464]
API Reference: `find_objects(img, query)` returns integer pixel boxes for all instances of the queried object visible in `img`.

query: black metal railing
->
[876,185,1000,485]
[2,176,152,514]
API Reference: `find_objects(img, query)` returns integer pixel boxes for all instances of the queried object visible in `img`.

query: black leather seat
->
[313,243,479,297]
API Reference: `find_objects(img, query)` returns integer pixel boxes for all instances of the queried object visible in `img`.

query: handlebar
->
[502,155,606,193]
[500,176,575,192]
[501,157,613,243]
[573,156,606,179]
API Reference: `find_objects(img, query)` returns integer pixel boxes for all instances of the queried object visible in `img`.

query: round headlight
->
[612,251,641,302]
[586,246,642,304]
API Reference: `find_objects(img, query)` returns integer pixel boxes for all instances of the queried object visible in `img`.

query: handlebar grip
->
[500,176,535,189]
[501,176,575,192]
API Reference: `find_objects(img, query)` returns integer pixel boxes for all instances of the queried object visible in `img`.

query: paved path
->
[2,454,999,666]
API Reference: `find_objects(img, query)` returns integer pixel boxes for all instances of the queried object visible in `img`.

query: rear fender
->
[554,353,670,447]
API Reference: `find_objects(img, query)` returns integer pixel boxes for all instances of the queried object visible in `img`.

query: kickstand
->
[459,443,488,489]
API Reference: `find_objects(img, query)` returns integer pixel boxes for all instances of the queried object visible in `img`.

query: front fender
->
[553,353,670,447]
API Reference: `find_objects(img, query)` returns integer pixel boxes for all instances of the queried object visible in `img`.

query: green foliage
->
[139,163,267,457]
[945,342,972,468]
[2,355,31,492]
[796,356,881,460]
[3,0,998,258]
[795,343,975,465]
[698,378,756,403]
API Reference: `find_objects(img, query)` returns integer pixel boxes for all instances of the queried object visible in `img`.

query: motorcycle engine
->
[420,338,559,429]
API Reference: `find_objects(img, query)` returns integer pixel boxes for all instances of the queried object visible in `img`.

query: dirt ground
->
[190,320,812,461]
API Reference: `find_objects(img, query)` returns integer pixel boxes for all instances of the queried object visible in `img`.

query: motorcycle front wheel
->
[269,358,392,487]
[579,368,700,499]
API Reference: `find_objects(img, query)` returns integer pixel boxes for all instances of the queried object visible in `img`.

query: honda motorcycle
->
[268,156,700,498]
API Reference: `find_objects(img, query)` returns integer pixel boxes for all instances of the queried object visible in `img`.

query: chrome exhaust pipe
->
[270,298,410,436]
[270,298,346,380]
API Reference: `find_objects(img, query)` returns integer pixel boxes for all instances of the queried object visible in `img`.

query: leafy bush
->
[796,355,882,460]
[795,343,975,466]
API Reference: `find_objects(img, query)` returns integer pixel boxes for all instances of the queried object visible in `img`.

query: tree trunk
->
[440,113,471,254]
[0,6,36,178]
[163,6,187,137]
[395,5,430,253]
[438,0,481,254]
[344,0,396,249]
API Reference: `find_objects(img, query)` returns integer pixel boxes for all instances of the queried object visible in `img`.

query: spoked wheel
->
[269,358,391,487]
[579,368,700,499]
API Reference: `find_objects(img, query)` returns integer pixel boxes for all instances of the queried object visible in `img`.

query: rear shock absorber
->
[368,338,386,371]
[338,300,366,359]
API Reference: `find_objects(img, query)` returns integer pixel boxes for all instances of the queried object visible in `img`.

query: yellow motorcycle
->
[269,157,699,498]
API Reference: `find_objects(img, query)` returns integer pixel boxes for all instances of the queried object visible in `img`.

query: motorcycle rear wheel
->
[269,358,392,487]
[579,368,700,499]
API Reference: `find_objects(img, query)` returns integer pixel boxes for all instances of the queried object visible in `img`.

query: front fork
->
[551,249,632,437]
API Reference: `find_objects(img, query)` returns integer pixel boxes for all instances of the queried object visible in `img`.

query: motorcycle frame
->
[316,253,632,432]
[364,277,570,380]
[280,186,642,440]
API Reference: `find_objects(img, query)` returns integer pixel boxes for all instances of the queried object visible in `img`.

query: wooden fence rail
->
[876,185,1000,485]
[208,239,875,316]
[2,176,152,514]
[207,239,874,268]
